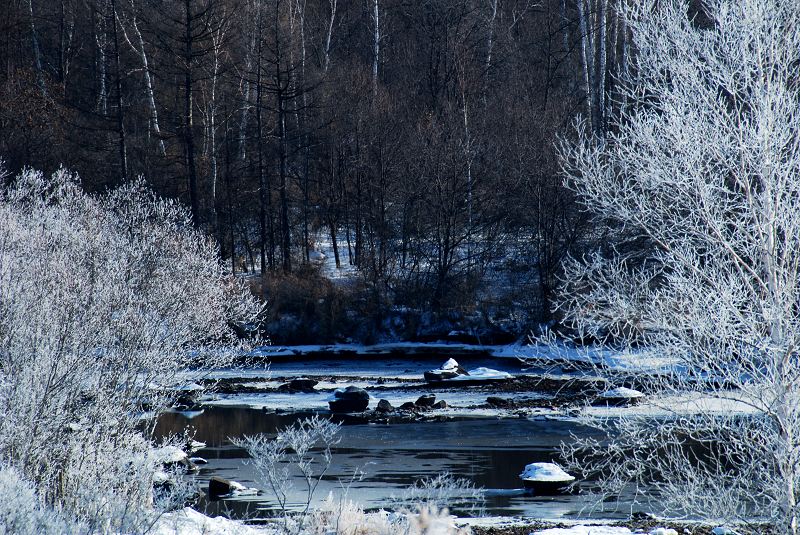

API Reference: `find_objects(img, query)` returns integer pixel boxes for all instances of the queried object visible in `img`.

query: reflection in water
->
[156,407,642,520]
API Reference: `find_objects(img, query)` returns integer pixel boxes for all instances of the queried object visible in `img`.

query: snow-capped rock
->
[519,462,575,494]
[519,462,574,482]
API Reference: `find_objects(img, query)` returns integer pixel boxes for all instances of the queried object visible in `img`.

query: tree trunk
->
[110,0,128,182]
[372,0,379,100]
[27,0,47,97]
[119,0,166,156]
[184,0,200,226]
[577,0,594,131]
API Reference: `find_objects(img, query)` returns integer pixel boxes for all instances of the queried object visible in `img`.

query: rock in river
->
[277,377,319,393]
[415,394,436,407]
[424,358,470,382]
[519,462,575,494]
[376,399,395,413]
[328,386,370,412]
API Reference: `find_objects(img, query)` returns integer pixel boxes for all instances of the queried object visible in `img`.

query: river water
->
[154,354,653,521]
[156,406,644,521]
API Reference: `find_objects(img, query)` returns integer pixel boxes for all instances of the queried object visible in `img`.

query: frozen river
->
[156,353,654,521]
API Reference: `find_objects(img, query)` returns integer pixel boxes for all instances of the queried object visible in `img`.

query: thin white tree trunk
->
[96,2,108,114]
[595,0,608,136]
[372,0,380,100]
[482,0,498,105]
[118,1,166,156]
[27,0,47,97]
[323,0,337,74]
[577,0,594,131]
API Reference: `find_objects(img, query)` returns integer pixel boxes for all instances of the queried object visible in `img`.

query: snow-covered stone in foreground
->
[519,462,575,493]
[229,480,260,496]
[152,470,170,485]
[532,526,631,535]
[650,529,678,535]
[150,507,273,535]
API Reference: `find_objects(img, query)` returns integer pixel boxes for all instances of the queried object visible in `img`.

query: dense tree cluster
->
[0,0,629,330]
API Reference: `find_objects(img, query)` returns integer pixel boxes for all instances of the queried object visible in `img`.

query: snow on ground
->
[532,526,632,535]
[496,343,679,373]
[247,341,678,375]
[310,230,360,282]
[154,446,188,464]
[451,366,513,381]
[229,379,422,390]
[150,507,275,535]
[582,391,758,418]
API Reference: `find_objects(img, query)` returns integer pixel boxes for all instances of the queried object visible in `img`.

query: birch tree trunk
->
[577,0,594,132]
[118,0,166,156]
[27,0,47,97]
[372,0,379,100]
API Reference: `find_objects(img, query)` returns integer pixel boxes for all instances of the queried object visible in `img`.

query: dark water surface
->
[157,407,645,521]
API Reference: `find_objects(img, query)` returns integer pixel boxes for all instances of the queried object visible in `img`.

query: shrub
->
[0,168,260,532]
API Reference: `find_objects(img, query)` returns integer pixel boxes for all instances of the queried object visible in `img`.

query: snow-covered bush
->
[0,168,260,532]
[0,466,82,535]
[552,0,800,533]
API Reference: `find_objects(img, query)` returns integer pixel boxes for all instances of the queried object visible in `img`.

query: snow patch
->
[150,507,274,535]
[600,387,644,399]
[154,446,188,464]
[532,526,632,535]
[457,367,512,381]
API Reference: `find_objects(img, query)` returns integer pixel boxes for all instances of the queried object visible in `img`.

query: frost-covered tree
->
[0,167,260,533]
[553,1,800,533]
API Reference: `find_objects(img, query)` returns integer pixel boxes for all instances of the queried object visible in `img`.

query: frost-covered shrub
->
[234,416,341,532]
[306,495,471,535]
[0,168,260,532]
[0,466,82,535]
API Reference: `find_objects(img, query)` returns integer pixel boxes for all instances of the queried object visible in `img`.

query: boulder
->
[328,386,370,412]
[208,476,235,499]
[415,394,436,407]
[376,399,395,413]
[486,396,514,408]
[432,400,448,409]
[278,377,319,393]
[399,401,417,411]
[519,462,575,494]
[424,359,470,382]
